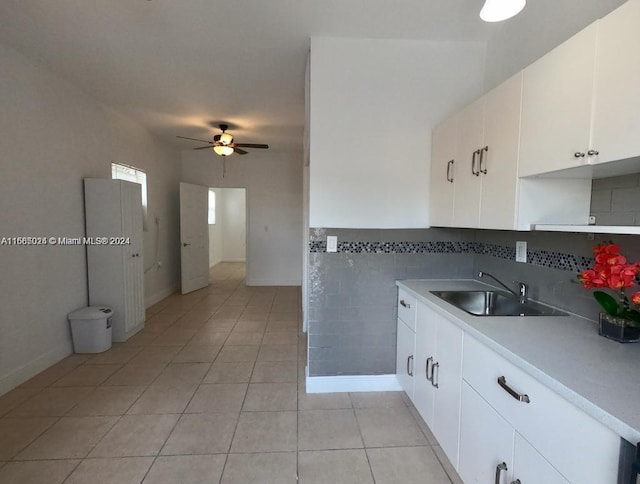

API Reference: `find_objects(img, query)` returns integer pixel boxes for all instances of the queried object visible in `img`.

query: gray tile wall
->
[472,230,640,320]
[590,174,640,225]
[307,226,640,378]
[307,228,474,377]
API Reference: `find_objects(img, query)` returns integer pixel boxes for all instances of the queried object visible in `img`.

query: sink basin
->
[430,290,568,317]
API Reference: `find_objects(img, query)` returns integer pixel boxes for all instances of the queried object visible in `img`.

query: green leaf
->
[593,291,620,316]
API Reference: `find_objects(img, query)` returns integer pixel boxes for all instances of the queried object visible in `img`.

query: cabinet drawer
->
[463,336,619,484]
[397,289,417,331]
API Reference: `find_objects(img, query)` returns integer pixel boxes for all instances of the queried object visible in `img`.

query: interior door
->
[180,182,209,294]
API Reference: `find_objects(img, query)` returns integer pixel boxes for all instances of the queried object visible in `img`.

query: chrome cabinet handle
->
[426,357,434,382]
[407,355,414,376]
[400,300,411,309]
[431,361,440,388]
[471,150,480,176]
[479,146,489,174]
[446,160,454,183]
[495,462,508,484]
[510,480,522,484]
[182,242,191,247]
[497,376,530,403]
[588,149,599,156]
[574,152,586,158]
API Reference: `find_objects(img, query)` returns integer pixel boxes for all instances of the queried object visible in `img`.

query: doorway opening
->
[208,188,247,281]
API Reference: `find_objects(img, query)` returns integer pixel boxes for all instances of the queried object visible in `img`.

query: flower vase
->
[598,313,640,343]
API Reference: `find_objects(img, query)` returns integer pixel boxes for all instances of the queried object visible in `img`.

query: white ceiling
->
[0,0,627,154]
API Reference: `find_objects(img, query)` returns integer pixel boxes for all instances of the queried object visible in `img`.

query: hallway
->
[0,262,458,483]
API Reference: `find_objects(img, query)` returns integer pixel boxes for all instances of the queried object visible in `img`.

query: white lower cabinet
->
[396,318,416,400]
[459,382,568,484]
[413,302,463,467]
[396,287,623,484]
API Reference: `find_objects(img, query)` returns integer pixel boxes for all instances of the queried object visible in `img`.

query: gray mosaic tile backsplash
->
[307,227,640,378]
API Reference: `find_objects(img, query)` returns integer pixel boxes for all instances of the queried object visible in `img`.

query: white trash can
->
[68,307,113,353]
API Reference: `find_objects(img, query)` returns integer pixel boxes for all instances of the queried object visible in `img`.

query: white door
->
[396,318,416,400]
[429,115,458,227]
[519,22,597,177]
[478,72,522,230]
[452,97,484,228]
[413,304,437,428]
[591,0,640,165]
[431,313,463,469]
[459,382,515,484]
[180,182,209,294]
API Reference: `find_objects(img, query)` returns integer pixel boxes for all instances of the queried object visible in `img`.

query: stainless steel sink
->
[430,290,568,317]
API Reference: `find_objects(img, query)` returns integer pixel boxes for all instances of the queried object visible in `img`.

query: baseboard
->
[145,283,179,308]
[0,341,73,396]
[305,373,403,394]
[245,279,302,286]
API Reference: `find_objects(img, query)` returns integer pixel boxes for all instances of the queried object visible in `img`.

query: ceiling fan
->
[177,124,269,156]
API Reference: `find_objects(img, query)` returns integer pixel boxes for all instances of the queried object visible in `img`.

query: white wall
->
[482,0,626,90]
[182,151,302,285]
[208,188,246,266]
[0,43,181,394]
[309,37,486,228]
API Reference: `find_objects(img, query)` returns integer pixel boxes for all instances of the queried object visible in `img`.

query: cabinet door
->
[591,0,640,164]
[429,115,457,227]
[478,72,522,230]
[459,382,514,484]
[519,23,597,177]
[431,312,463,469]
[396,319,416,401]
[452,98,484,228]
[513,433,569,484]
[413,304,437,428]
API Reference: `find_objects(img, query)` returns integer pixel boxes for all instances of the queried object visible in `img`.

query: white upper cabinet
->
[430,72,523,230]
[429,116,457,227]
[591,0,640,165]
[451,97,485,228]
[478,72,523,230]
[519,23,598,177]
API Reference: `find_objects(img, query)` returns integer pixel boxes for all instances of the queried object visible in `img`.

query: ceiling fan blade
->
[234,148,249,155]
[177,135,213,144]
[194,145,214,150]
[234,143,269,149]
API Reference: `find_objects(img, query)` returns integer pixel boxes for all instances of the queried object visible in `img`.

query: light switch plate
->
[516,241,527,263]
[327,236,338,253]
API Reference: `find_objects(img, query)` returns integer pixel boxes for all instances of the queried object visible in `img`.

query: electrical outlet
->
[516,241,527,263]
[326,236,338,253]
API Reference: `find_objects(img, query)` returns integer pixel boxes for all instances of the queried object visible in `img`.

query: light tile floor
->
[0,262,462,484]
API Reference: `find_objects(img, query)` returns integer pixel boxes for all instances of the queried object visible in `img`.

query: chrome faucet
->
[478,271,528,304]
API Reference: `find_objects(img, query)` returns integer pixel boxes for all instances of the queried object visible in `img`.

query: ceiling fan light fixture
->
[480,0,526,22]
[213,145,234,156]
[219,132,234,145]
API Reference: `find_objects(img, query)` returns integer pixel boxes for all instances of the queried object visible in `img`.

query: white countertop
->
[396,278,640,444]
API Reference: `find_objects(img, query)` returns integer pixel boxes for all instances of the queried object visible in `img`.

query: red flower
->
[579,269,606,288]
[606,264,638,289]
[593,243,620,257]
[632,292,640,306]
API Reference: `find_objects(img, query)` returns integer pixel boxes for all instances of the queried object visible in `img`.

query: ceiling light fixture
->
[213,145,234,156]
[219,132,233,145]
[480,0,526,22]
